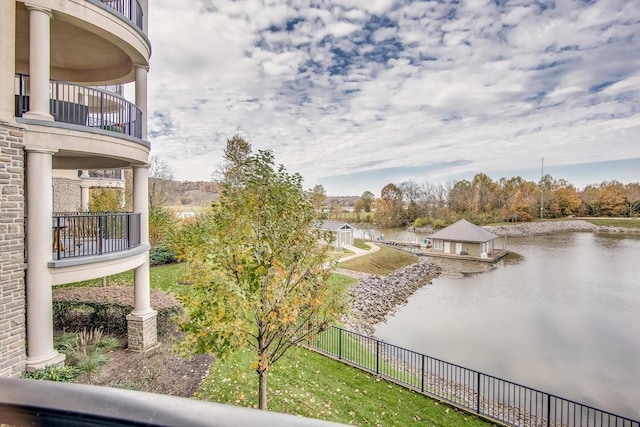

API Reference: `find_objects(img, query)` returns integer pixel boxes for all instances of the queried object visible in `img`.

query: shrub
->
[53,286,182,336]
[23,365,78,382]
[149,246,178,266]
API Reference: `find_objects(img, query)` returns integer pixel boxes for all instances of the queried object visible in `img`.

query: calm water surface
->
[373,232,640,420]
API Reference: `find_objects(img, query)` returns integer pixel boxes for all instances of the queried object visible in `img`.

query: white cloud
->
[147,0,640,194]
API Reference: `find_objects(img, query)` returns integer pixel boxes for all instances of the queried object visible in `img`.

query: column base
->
[126,310,158,352]
[26,351,66,372]
[22,111,54,121]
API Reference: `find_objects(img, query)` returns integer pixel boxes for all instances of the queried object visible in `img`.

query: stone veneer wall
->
[53,177,81,212]
[0,122,26,377]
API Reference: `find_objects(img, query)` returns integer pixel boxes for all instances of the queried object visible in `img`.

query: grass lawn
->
[353,238,371,251]
[339,245,418,275]
[195,345,490,427]
[584,217,640,228]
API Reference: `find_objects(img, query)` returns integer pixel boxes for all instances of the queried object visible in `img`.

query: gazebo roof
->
[318,220,355,231]
[428,219,498,243]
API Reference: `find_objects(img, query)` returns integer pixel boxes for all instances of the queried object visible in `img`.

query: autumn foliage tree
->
[177,142,344,410]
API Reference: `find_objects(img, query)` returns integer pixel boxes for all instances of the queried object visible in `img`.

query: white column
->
[79,170,90,211]
[0,1,16,121]
[134,65,148,140]
[132,165,151,315]
[25,147,64,370]
[23,5,53,121]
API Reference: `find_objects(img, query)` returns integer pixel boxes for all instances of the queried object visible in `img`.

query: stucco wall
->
[53,177,81,212]
[0,122,26,377]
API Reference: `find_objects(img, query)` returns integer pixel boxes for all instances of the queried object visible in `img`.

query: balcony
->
[15,74,142,139]
[99,0,144,31]
[52,212,141,261]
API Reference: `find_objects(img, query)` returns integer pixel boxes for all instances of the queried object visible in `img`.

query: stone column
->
[126,165,156,352]
[25,147,64,371]
[23,5,53,121]
[79,170,90,211]
[0,1,16,121]
[134,65,148,140]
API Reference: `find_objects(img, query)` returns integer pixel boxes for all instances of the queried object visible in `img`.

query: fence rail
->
[309,325,638,427]
[99,0,144,30]
[15,75,142,139]
[52,212,141,260]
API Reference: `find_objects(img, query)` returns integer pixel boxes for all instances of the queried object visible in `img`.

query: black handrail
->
[310,325,639,427]
[15,74,143,139]
[99,0,144,31]
[52,212,141,260]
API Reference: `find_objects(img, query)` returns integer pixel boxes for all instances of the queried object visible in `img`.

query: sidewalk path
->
[338,242,380,263]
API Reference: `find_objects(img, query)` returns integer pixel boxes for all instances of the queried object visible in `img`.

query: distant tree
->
[89,188,124,212]
[309,184,327,214]
[359,190,375,212]
[553,179,581,216]
[221,134,252,186]
[400,180,425,223]
[625,183,640,216]
[177,148,345,410]
[148,155,175,209]
[375,183,404,227]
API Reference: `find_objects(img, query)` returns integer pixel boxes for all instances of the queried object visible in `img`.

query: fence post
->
[476,372,481,414]
[97,215,103,254]
[546,394,551,427]
[421,355,425,393]
[338,328,342,360]
[376,340,380,375]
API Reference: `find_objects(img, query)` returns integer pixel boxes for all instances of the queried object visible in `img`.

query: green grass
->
[353,238,371,251]
[195,345,490,427]
[339,245,418,275]
[584,218,640,228]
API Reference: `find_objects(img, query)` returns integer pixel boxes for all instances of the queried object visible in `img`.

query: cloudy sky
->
[146,0,640,196]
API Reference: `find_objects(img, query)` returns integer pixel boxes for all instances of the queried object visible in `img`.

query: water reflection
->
[373,232,640,420]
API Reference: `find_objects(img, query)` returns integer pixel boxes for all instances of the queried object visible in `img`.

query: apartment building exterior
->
[0,0,156,377]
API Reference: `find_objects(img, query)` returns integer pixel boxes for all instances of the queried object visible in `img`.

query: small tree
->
[148,155,175,209]
[178,147,344,410]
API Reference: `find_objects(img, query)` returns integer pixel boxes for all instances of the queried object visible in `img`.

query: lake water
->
[371,231,640,420]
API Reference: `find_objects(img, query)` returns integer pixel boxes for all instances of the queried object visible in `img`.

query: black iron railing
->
[15,75,142,139]
[52,212,141,260]
[100,0,144,31]
[310,325,639,427]
[78,169,124,179]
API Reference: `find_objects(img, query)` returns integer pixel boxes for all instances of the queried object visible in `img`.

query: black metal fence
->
[15,75,142,139]
[99,0,144,30]
[310,325,639,427]
[52,212,141,260]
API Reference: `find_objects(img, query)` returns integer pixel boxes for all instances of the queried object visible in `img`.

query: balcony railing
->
[100,0,144,31]
[15,74,142,139]
[52,212,141,260]
[79,169,124,179]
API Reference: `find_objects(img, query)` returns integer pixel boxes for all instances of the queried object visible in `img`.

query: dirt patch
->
[76,331,213,397]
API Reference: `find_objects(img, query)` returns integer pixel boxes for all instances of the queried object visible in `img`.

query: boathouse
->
[428,219,499,259]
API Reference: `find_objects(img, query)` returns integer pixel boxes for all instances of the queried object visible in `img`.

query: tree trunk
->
[258,369,268,410]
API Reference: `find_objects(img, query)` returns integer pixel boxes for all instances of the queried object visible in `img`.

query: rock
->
[341,259,441,335]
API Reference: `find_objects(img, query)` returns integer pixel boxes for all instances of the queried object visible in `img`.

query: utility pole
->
[540,157,544,219]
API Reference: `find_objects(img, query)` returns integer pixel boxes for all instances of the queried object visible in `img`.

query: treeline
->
[345,174,640,228]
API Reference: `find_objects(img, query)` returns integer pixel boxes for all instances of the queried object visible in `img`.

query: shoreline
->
[340,258,440,336]
[482,219,640,237]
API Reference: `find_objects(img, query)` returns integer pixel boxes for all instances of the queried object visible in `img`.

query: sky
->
[146,0,640,196]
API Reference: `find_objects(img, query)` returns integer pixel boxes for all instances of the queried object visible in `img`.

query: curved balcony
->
[52,212,141,261]
[97,0,144,31]
[15,74,142,139]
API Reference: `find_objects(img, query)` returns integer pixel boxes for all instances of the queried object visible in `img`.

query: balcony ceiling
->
[16,4,134,85]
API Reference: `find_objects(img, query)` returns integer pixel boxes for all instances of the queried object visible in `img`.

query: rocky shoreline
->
[483,219,640,237]
[341,258,441,336]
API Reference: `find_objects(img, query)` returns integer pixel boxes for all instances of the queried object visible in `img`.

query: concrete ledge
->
[48,244,149,269]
